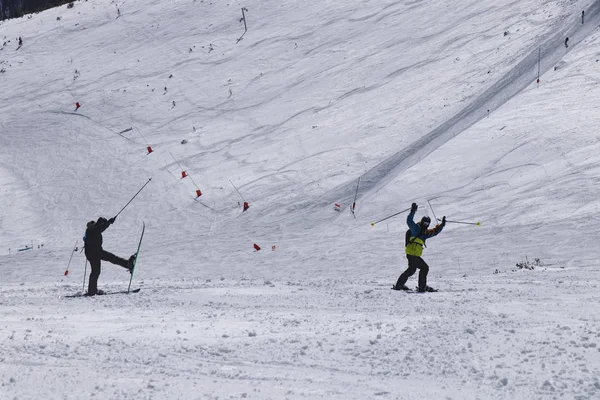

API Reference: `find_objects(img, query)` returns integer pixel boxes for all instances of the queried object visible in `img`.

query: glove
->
[441,216,446,227]
[410,203,418,213]
[108,217,116,225]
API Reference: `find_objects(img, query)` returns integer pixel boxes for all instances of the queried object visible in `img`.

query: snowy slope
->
[2,0,600,399]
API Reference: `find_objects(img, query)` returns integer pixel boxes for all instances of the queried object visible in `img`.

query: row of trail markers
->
[124,126,253,210]
[132,126,206,200]
[87,121,254,211]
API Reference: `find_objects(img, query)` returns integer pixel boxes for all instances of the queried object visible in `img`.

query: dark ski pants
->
[86,249,128,294]
[395,255,429,289]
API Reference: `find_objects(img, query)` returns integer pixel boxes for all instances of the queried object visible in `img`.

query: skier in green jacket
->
[393,203,445,292]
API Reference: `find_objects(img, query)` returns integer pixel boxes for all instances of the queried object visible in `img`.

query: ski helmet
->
[87,220,95,228]
[420,216,431,227]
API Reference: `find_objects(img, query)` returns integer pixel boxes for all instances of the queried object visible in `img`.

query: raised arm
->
[406,203,420,236]
[423,216,446,239]
[90,217,113,234]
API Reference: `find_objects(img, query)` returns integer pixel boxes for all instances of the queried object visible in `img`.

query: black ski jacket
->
[84,218,111,254]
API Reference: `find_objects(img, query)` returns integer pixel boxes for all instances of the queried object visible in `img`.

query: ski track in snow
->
[2,0,600,398]
[2,272,600,400]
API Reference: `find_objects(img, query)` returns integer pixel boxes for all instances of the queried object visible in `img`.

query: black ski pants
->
[396,255,429,290]
[85,249,128,294]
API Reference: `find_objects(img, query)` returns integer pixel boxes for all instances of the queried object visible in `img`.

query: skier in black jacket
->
[84,217,135,296]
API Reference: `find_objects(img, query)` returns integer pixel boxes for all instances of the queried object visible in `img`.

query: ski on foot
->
[65,288,141,298]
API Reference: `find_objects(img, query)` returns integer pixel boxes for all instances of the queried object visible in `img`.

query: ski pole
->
[426,200,438,223]
[64,239,78,276]
[438,218,480,226]
[82,259,88,293]
[114,178,152,218]
[370,207,411,227]
[128,223,145,293]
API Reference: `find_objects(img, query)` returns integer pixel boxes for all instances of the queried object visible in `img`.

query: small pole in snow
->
[351,177,360,218]
[582,10,585,25]
[189,174,203,198]
[170,152,188,180]
[237,7,248,43]
[64,239,78,276]
[229,179,249,211]
[135,127,154,154]
[241,8,248,31]
[537,46,541,86]
[229,180,246,202]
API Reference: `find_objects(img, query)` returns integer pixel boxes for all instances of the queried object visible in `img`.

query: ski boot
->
[416,285,438,293]
[126,254,137,273]
[392,284,411,291]
[84,289,105,296]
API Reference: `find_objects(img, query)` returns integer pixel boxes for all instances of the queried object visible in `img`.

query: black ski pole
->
[82,259,88,293]
[437,218,480,226]
[370,207,411,227]
[114,178,152,218]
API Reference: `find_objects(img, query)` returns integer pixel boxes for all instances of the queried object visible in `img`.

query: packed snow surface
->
[2,0,600,398]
